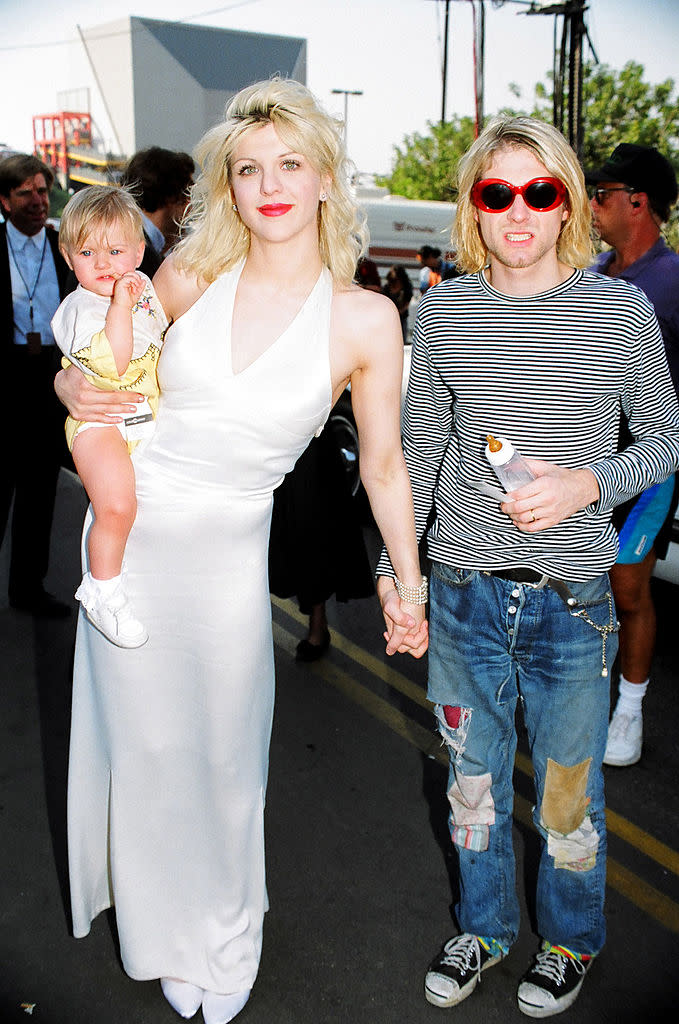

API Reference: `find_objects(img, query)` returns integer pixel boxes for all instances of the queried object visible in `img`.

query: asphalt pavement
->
[1,469,678,1023]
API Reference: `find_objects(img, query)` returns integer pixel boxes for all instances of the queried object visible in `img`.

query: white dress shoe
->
[202,987,251,1024]
[160,977,205,1018]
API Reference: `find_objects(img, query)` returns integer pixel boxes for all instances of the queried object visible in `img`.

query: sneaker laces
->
[532,946,585,987]
[439,935,481,974]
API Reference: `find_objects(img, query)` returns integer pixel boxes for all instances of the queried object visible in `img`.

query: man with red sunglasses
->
[376,118,679,1017]
[586,144,679,770]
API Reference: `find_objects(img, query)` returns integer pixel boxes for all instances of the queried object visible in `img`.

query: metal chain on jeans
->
[567,589,619,677]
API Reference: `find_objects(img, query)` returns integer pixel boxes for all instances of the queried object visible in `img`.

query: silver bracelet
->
[394,574,428,605]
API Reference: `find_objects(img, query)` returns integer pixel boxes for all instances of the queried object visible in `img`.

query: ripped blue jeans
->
[428,563,618,956]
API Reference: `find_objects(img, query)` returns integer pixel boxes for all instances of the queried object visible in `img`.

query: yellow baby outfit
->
[51,274,168,452]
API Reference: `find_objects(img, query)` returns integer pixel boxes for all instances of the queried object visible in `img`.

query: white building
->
[79,16,307,157]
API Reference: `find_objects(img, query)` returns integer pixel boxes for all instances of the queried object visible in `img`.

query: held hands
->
[112,270,145,309]
[377,576,429,659]
[500,459,600,531]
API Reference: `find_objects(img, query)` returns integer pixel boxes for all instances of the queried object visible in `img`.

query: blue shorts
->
[616,476,677,564]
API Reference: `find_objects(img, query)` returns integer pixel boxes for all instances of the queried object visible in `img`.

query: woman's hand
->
[377,576,429,659]
[54,363,143,423]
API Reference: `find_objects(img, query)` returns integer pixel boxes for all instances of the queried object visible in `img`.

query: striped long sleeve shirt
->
[377,268,679,582]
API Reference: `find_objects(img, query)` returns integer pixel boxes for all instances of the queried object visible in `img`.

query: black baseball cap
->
[586,143,678,211]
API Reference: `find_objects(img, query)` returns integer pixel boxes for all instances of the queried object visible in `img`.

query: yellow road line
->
[272,596,679,880]
[272,612,679,934]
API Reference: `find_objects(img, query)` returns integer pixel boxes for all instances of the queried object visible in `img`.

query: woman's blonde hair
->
[174,78,367,286]
[59,184,143,254]
[453,116,593,273]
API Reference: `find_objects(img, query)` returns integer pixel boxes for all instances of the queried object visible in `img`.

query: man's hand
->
[500,459,600,531]
[377,576,429,658]
[112,270,145,309]
[54,363,143,423]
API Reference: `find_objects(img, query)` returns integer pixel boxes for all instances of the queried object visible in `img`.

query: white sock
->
[160,977,205,1019]
[89,573,123,594]
[614,675,648,717]
[201,988,251,1024]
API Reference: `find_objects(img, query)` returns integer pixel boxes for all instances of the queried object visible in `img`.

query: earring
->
[319,192,328,202]
[232,203,238,212]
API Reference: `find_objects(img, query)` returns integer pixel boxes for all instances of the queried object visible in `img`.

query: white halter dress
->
[67,262,333,993]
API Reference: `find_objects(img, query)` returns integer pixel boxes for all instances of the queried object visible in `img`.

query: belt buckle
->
[526,573,549,590]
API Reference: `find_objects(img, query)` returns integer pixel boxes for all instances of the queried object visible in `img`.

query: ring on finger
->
[529,510,536,523]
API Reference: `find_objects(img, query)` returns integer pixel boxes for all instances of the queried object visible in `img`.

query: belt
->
[483,567,577,607]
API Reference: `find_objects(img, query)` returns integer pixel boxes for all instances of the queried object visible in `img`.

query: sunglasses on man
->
[471,177,567,213]
[590,185,637,205]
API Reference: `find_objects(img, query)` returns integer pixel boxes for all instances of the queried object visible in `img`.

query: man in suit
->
[0,154,73,616]
[121,147,194,276]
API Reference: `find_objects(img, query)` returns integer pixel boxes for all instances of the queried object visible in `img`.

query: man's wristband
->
[394,574,428,605]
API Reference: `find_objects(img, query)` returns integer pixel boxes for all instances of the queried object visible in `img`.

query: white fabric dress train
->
[67,262,333,993]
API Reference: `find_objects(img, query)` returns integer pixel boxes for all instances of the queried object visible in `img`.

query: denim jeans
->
[428,563,618,956]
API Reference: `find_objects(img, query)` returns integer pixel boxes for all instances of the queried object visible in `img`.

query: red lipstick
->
[258,204,293,216]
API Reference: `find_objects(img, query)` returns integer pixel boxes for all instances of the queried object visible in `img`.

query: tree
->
[534,61,679,247]
[531,61,679,172]
[375,115,476,201]
[379,62,679,211]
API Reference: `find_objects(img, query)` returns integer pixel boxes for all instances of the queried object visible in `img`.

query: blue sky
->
[2,0,678,175]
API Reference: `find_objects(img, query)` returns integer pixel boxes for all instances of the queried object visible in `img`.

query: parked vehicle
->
[329,345,412,501]
[357,182,456,277]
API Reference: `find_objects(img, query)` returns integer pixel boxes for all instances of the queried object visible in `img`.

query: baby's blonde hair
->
[174,77,367,287]
[59,185,143,254]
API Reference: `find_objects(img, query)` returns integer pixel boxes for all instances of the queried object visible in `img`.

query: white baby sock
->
[89,573,123,592]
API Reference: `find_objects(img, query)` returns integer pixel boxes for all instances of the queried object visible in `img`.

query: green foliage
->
[49,184,71,219]
[526,61,679,170]
[532,61,679,247]
[376,116,476,201]
[379,60,679,246]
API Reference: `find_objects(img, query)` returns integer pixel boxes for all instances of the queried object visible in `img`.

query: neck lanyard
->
[6,230,48,328]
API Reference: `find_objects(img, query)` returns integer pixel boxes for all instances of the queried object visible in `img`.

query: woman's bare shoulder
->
[152,255,209,321]
[333,281,398,332]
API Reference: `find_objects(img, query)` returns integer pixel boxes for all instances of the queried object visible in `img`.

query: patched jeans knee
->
[427,563,615,955]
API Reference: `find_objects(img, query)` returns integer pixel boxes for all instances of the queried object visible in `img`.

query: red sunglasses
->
[471,177,567,213]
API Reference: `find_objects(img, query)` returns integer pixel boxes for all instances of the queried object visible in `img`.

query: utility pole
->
[331,89,363,152]
[524,0,597,160]
[425,0,452,125]
[441,0,451,124]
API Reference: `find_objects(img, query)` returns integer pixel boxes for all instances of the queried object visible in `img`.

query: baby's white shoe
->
[75,572,148,648]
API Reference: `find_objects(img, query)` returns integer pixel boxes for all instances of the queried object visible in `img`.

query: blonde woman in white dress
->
[55,78,427,1024]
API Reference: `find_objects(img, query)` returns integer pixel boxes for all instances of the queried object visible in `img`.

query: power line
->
[0,1,260,53]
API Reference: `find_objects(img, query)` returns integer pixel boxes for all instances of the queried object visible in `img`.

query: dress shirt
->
[142,214,165,255]
[6,220,60,346]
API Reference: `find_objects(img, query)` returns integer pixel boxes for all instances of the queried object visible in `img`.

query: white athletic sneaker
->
[603,709,642,766]
[75,574,148,648]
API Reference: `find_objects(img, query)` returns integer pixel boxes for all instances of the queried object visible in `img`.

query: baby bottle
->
[485,434,536,492]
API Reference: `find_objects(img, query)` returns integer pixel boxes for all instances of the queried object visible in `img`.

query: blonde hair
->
[59,185,143,254]
[453,116,593,273]
[173,78,367,287]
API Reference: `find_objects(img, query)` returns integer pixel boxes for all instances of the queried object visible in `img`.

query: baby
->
[52,185,168,647]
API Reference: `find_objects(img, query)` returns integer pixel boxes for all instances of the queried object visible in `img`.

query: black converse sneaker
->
[517,943,592,1018]
[425,933,505,1008]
